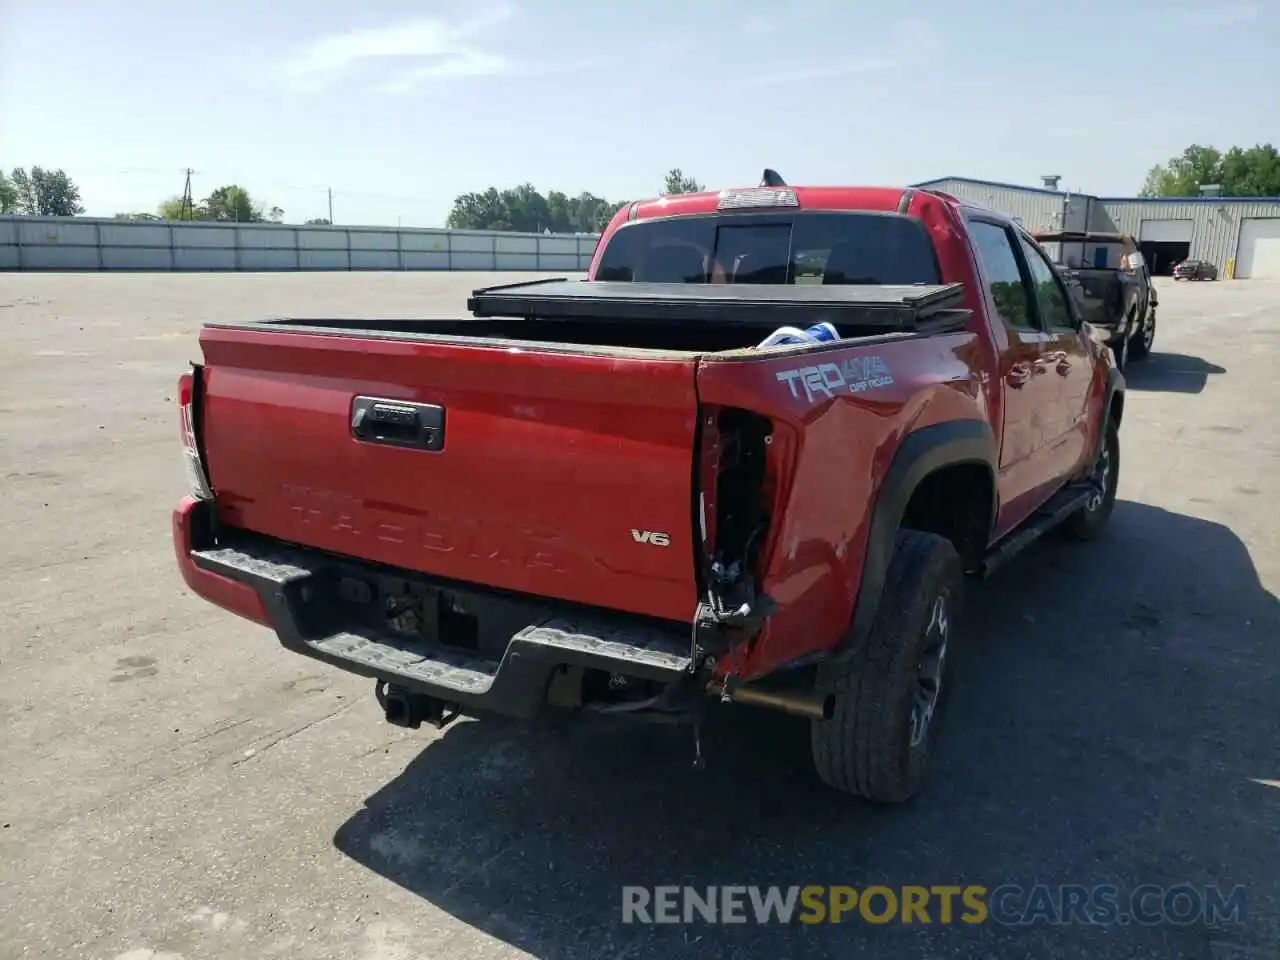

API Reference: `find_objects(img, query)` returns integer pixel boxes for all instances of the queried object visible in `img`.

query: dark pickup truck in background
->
[173,176,1124,803]
[1033,230,1158,368]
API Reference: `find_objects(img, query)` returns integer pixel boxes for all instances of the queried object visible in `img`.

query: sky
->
[2,0,1278,227]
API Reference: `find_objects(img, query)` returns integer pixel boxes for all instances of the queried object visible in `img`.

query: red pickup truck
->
[173,174,1124,803]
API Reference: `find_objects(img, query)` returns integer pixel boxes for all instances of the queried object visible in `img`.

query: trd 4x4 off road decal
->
[777,356,895,403]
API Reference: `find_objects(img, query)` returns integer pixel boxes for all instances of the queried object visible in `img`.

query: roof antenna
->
[760,168,787,187]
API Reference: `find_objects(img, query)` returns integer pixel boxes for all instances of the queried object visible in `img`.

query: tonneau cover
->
[467,279,967,329]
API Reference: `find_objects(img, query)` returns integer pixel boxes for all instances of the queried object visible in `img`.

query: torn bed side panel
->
[692,329,987,679]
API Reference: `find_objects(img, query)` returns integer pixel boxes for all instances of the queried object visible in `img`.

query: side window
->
[1017,236,1076,331]
[968,221,1035,331]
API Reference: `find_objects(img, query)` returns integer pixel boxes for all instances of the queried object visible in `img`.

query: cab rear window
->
[595,212,940,286]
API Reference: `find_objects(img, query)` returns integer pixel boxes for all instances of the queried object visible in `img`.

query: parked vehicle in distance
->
[173,173,1125,803]
[1032,230,1157,367]
[1173,258,1218,281]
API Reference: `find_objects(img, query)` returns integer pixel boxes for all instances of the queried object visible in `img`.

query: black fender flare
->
[1091,367,1126,465]
[845,419,998,652]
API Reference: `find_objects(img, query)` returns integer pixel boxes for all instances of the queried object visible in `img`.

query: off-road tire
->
[1128,310,1155,361]
[810,530,962,803]
[1060,418,1120,541]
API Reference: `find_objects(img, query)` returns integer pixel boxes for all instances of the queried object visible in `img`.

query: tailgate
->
[197,325,701,622]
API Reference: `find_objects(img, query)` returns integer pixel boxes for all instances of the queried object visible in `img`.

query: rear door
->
[1016,234,1094,479]
[197,325,702,622]
[966,219,1059,535]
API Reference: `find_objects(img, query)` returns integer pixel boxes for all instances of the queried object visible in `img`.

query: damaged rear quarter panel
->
[695,329,988,677]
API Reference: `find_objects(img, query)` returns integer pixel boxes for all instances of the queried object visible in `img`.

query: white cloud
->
[282,7,516,91]
[375,53,605,95]
[373,51,509,93]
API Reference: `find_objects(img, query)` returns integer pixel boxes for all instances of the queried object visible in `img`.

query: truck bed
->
[467,278,967,327]
[207,279,970,357]
[205,315,926,358]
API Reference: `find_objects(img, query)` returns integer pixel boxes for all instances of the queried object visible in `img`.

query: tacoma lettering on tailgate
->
[281,484,573,573]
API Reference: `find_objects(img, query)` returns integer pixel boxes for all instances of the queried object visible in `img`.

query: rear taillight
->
[693,407,781,673]
[696,407,779,586]
[178,367,213,500]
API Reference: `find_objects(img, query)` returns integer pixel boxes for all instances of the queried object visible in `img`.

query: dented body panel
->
[692,329,988,677]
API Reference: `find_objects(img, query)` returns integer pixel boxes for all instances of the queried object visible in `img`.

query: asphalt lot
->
[0,272,1277,960]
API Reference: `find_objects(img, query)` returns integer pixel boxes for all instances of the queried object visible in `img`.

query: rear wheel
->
[810,530,962,803]
[1061,418,1120,541]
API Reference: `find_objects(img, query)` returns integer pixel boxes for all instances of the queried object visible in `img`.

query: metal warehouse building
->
[914,176,1280,279]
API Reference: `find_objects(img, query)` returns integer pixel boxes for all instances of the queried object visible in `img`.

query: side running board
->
[978,483,1096,578]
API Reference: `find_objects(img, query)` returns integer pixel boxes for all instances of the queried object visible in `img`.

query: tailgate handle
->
[351,397,445,451]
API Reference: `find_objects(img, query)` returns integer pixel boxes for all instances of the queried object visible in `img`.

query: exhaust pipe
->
[709,680,834,720]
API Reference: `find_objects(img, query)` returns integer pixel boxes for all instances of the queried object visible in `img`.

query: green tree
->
[446,184,626,232]
[1139,143,1280,197]
[9,166,85,216]
[205,185,272,222]
[662,168,703,195]
[573,193,616,231]
[155,185,282,222]
[1219,144,1280,196]
[158,195,203,220]
[546,190,572,232]
[114,212,161,220]
[305,217,332,225]
[0,170,17,213]
[12,168,37,212]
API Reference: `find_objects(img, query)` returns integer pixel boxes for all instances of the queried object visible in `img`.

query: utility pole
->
[327,187,334,224]
[180,168,195,221]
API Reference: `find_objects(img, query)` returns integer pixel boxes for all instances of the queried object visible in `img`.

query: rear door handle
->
[351,397,446,451]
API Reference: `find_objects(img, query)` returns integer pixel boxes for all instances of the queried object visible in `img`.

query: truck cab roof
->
[620,178,1017,228]
[627,186,913,221]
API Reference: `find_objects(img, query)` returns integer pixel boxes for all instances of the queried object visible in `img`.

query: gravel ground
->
[0,272,1276,960]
